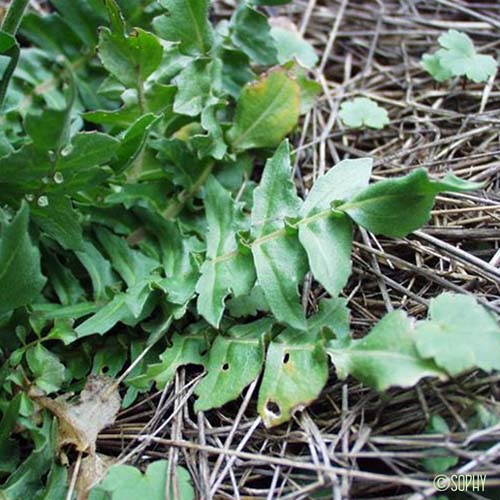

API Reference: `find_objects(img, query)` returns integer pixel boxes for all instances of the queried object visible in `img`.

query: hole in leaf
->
[222,363,229,371]
[266,400,281,416]
[282,352,290,364]
[200,349,208,356]
[102,366,109,374]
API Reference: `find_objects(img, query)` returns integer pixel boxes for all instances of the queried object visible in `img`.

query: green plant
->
[422,30,497,83]
[339,97,389,129]
[0,1,499,497]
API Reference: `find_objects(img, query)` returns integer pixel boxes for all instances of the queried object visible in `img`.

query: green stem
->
[1,0,30,35]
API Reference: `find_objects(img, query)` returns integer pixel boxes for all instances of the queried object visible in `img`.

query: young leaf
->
[436,30,497,83]
[75,241,116,301]
[89,460,195,500]
[194,318,273,411]
[26,344,66,394]
[421,415,459,473]
[0,203,46,315]
[328,310,446,391]
[153,0,213,56]
[230,4,278,66]
[258,328,329,427]
[251,141,307,330]
[196,177,256,328]
[339,169,483,238]
[339,97,389,130]
[299,158,372,297]
[421,53,452,82]
[416,293,500,376]
[227,70,301,152]
[192,102,228,160]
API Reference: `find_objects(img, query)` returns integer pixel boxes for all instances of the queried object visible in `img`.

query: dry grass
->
[97,1,500,498]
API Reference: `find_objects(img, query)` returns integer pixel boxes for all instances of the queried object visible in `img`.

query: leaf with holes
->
[258,327,329,427]
[194,318,274,411]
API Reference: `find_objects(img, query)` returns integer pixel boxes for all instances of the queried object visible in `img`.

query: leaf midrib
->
[231,77,292,149]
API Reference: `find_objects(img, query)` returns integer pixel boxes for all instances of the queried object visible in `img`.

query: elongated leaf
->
[299,158,372,297]
[0,203,46,315]
[95,227,159,288]
[76,241,116,301]
[75,281,154,338]
[328,310,446,391]
[416,293,500,376]
[230,4,278,66]
[258,328,329,427]
[251,142,307,330]
[196,177,255,328]
[227,70,300,152]
[75,294,128,338]
[299,213,352,300]
[194,318,273,411]
[153,0,213,55]
[301,158,373,215]
[339,169,482,238]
